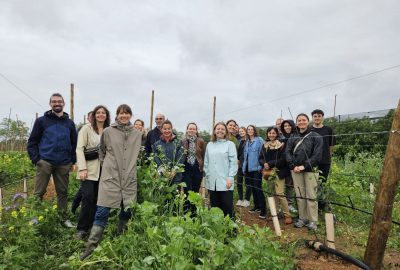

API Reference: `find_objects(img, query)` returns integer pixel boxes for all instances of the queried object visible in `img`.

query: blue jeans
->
[93,206,132,228]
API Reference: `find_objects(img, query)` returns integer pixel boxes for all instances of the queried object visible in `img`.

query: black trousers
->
[77,180,99,232]
[183,163,203,193]
[237,168,252,201]
[318,163,331,183]
[209,190,234,218]
[245,171,266,211]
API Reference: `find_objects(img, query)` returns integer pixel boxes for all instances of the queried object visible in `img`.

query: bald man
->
[144,113,165,154]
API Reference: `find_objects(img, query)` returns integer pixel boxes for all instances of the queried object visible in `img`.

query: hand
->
[264,163,270,170]
[71,164,77,172]
[226,179,233,189]
[79,170,88,180]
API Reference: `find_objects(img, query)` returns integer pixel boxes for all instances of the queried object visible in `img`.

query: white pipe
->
[325,213,336,250]
[267,196,281,236]
[23,179,28,197]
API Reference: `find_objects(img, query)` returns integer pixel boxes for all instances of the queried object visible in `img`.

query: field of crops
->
[0,152,399,269]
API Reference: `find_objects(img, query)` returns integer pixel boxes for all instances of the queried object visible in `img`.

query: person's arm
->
[144,129,153,154]
[27,118,42,165]
[305,133,323,170]
[70,121,78,165]
[203,144,210,177]
[99,130,107,165]
[76,125,88,180]
[285,137,295,170]
[227,142,238,188]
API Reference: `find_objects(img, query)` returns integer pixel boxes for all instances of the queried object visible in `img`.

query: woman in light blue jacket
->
[243,125,266,219]
[204,122,238,218]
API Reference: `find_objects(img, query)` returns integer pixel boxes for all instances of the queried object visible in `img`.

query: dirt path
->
[236,206,400,270]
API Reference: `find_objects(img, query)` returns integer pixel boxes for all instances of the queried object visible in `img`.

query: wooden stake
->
[325,213,335,250]
[369,177,375,195]
[70,83,74,121]
[0,187,3,211]
[364,100,400,270]
[212,96,216,131]
[36,112,38,119]
[150,90,154,130]
[333,94,337,118]
[23,179,28,196]
[267,197,282,236]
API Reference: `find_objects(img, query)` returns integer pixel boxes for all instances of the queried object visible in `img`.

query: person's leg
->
[318,163,330,211]
[220,191,234,218]
[253,171,265,210]
[33,159,52,200]
[305,172,319,223]
[71,183,83,214]
[275,177,290,218]
[93,206,111,228]
[292,171,307,221]
[77,180,97,232]
[285,174,295,206]
[192,167,203,193]
[52,163,71,214]
[244,172,253,202]
[209,190,218,208]
[236,169,244,201]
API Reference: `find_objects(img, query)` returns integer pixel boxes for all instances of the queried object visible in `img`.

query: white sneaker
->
[236,200,243,207]
[241,200,250,207]
[64,219,76,228]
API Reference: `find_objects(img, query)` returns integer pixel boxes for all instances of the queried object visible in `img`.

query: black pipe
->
[306,241,371,270]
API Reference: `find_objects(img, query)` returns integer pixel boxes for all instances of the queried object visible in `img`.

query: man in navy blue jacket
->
[27,93,77,227]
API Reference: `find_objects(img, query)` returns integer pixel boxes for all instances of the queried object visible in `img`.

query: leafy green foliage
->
[0,152,35,186]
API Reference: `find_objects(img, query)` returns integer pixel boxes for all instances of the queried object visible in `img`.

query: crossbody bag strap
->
[293,132,311,153]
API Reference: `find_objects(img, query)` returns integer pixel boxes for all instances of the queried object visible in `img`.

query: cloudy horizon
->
[1,0,399,132]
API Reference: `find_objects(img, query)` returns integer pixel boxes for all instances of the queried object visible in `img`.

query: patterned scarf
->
[186,135,197,165]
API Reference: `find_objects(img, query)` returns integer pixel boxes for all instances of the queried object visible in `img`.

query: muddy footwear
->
[80,225,104,260]
[74,230,88,240]
[117,219,129,235]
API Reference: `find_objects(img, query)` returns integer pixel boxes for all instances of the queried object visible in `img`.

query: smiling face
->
[155,114,165,128]
[49,96,65,114]
[95,107,107,124]
[238,127,246,138]
[227,121,236,134]
[186,123,197,137]
[296,115,309,131]
[117,111,132,125]
[214,124,227,139]
[134,120,143,131]
[283,122,292,134]
[246,126,255,138]
[312,113,324,126]
[162,123,173,137]
[267,129,278,141]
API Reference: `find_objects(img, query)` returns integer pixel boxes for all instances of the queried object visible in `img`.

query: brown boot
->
[284,216,293,225]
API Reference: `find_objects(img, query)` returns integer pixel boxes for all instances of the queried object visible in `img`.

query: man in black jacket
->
[144,113,165,155]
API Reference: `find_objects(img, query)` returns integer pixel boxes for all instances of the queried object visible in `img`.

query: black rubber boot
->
[80,225,104,260]
[117,219,129,235]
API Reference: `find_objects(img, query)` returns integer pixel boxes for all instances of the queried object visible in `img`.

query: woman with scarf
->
[259,127,292,225]
[285,113,323,230]
[80,104,142,260]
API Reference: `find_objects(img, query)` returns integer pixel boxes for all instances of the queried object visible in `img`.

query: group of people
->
[27,93,335,260]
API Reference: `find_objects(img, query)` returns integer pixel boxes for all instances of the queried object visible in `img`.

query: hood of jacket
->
[280,119,296,138]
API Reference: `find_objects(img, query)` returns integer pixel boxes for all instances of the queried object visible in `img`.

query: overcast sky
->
[0,0,399,132]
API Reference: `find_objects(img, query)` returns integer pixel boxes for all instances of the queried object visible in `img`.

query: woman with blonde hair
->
[204,122,238,218]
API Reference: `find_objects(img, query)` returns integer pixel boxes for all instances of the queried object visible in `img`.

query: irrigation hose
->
[306,240,371,270]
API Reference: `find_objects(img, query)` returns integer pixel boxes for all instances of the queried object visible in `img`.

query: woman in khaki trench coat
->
[81,104,142,260]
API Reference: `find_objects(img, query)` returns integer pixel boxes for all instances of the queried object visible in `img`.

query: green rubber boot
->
[80,225,104,260]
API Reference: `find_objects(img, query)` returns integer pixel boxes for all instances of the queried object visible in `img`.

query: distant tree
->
[325,110,394,159]
[199,130,211,144]
[0,117,29,151]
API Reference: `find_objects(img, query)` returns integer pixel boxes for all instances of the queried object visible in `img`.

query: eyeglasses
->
[51,101,64,104]
[155,118,164,120]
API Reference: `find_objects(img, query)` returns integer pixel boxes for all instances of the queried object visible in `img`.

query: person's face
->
[49,96,64,113]
[283,122,292,134]
[155,114,165,127]
[95,108,107,123]
[215,124,227,139]
[162,124,172,137]
[247,126,255,137]
[275,118,283,128]
[238,128,246,138]
[186,124,197,137]
[227,121,236,134]
[297,115,309,130]
[312,113,324,125]
[267,129,278,141]
[134,121,143,131]
[117,111,132,125]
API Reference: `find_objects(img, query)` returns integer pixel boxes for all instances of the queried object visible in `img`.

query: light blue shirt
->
[204,139,238,191]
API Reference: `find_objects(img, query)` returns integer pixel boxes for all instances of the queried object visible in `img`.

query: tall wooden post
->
[333,94,337,118]
[36,112,38,119]
[149,90,154,130]
[212,96,216,131]
[70,83,74,121]
[364,100,400,270]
